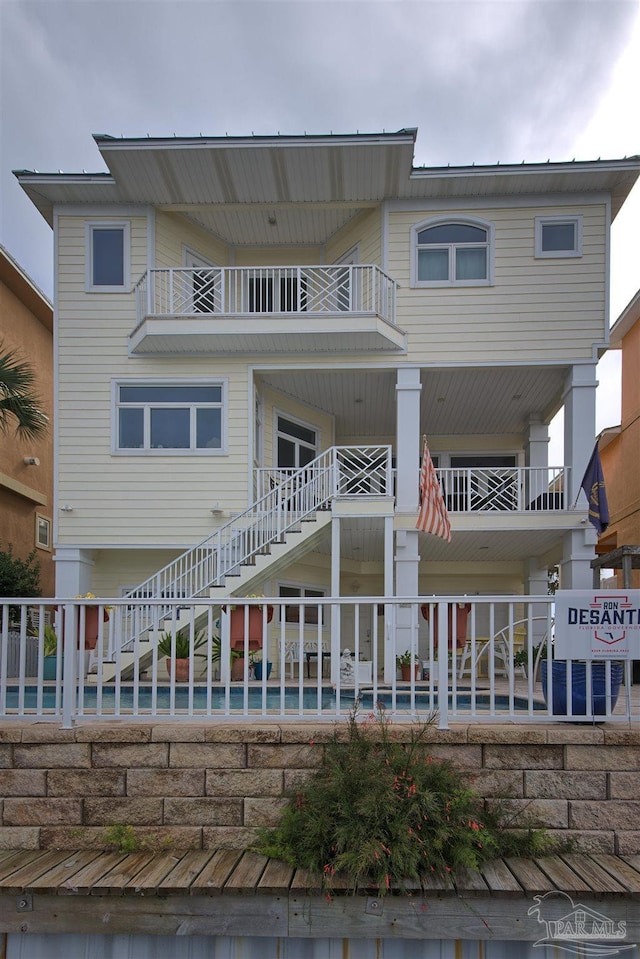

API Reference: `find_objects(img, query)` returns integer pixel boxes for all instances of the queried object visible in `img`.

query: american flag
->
[415,441,451,542]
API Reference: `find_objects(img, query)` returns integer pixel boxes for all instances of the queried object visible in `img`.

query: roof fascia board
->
[94,130,418,152]
[609,287,640,348]
[409,157,640,179]
[14,172,114,185]
[386,193,611,212]
[0,246,53,328]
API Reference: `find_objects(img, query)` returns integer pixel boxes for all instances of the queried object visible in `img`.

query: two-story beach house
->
[14,129,640,683]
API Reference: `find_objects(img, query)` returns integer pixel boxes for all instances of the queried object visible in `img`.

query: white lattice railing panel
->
[435,467,567,513]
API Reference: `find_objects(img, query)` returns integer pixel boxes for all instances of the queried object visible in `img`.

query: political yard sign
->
[555,590,640,660]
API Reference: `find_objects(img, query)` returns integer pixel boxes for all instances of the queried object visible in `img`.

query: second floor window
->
[116,382,224,452]
[413,219,491,286]
[86,221,130,292]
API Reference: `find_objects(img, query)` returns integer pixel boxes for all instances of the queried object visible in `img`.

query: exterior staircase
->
[93,446,392,680]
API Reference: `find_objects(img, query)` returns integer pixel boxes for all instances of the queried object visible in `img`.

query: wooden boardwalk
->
[0,848,639,941]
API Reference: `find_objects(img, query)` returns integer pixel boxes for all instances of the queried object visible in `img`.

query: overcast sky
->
[1,0,639,455]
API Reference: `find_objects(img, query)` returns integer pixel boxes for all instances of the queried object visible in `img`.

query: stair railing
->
[115,446,391,653]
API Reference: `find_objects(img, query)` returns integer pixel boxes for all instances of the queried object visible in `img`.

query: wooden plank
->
[124,854,183,896]
[290,867,322,894]
[534,855,592,895]
[25,852,105,893]
[158,851,217,895]
[224,851,269,893]
[90,853,155,896]
[0,852,72,894]
[257,858,295,895]
[189,849,242,896]
[415,871,455,895]
[589,855,640,896]
[59,852,127,895]
[0,851,49,882]
[452,866,490,897]
[560,854,626,895]
[622,855,640,874]
[480,859,523,897]
[504,857,554,896]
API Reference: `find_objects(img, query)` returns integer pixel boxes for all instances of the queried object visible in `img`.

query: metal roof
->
[15,129,640,238]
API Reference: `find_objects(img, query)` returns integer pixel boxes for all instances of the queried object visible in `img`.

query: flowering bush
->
[256,708,553,895]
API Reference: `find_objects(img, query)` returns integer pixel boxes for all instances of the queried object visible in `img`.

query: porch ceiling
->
[313,517,567,565]
[259,365,567,441]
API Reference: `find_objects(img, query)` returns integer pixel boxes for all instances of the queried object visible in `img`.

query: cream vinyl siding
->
[91,549,183,596]
[56,216,251,546]
[389,203,607,364]
[234,247,322,266]
[325,207,382,265]
[155,211,229,267]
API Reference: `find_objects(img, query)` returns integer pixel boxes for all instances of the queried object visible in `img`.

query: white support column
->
[383,515,394,683]
[563,364,597,504]
[53,548,94,599]
[562,364,598,588]
[395,367,422,513]
[330,516,341,684]
[526,417,549,469]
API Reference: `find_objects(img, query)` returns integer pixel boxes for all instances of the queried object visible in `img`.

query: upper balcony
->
[130,265,405,355]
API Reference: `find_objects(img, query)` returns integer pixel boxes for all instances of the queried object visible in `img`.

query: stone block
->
[561,830,615,854]
[243,797,289,827]
[0,827,40,849]
[565,745,640,771]
[546,727,604,744]
[3,798,82,826]
[483,744,563,769]
[248,744,323,769]
[616,832,640,855]
[151,725,206,742]
[485,798,568,828]
[525,770,606,800]
[206,768,283,797]
[164,797,242,826]
[466,769,524,798]
[284,769,316,792]
[168,743,246,768]
[127,768,205,797]
[0,727,23,743]
[91,743,168,768]
[48,769,126,797]
[20,726,77,743]
[569,800,640,831]
[14,743,91,769]
[206,725,281,743]
[603,729,640,745]
[76,724,152,743]
[0,769,46,796]
[609,772,640,799]
[420,745,482,768]
[40,826,123,850]
[468,726,547,744]
[279,724,335,744]
[203,826,258,849]
[84,797,163,826]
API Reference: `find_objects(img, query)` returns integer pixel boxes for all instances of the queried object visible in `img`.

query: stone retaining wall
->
[0,723,638,855]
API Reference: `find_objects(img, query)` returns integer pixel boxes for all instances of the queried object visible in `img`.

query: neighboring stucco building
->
[0,245,54,596]
[599,287,640,586]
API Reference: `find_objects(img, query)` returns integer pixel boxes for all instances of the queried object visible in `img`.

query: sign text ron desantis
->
[555,590,640,660]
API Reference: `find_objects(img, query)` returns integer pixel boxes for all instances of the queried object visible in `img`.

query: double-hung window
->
[86,221,130,292]
[412,217,493,286]
[535,216,582,258]
[279,585,325,625]
[116,382,225,453]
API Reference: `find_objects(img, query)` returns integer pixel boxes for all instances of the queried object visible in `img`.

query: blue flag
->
[580,443,609,534]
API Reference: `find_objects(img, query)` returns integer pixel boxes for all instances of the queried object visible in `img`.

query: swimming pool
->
[4,684,544,714]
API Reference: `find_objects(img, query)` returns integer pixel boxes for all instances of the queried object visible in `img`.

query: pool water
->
[5,685,543,713]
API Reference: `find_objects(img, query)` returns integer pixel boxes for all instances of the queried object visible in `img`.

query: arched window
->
[411,217,493,286]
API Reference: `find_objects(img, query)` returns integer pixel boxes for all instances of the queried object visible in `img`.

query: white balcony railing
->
[135,265,397,327]
[1,596,632,726]
[436,467,568,513]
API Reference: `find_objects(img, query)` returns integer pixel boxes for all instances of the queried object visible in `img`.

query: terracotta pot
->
[229,606,273,652]
[231,656,247,681]
[400,663,420,682]
[79,606,109,651]
[421,603,471,650]
[166,657,190,682]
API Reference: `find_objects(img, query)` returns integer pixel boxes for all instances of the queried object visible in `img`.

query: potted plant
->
[75,593,110,650]
[210,634,245,680]
[396,650,420,682]
[227,597,274,654]
[542,658,624,717]
[157,628,207,682]
[42,624,59,680]
[252,650,272,681]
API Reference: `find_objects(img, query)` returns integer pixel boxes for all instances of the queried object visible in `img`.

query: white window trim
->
[278,581,327,628]
[535,215,583,258]
[85,220,131,292]
[273,409,319,468]
[111,377,227,455]
[182,245,218,269]
[35,513,51,551]
[410,215,495,288]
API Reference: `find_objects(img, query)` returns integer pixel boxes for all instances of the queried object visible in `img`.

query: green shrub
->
[256,708,553,895]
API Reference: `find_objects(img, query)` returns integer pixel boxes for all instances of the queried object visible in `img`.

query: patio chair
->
[458,616,554,680]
